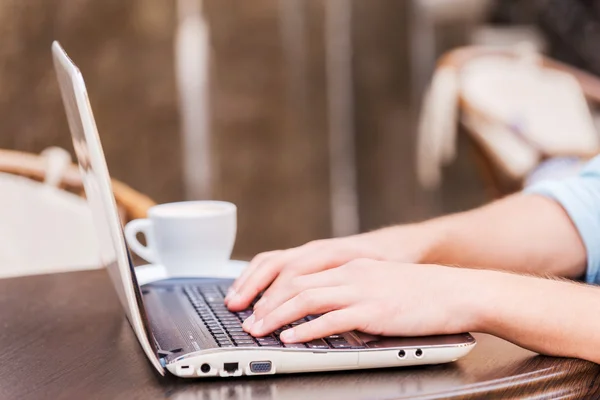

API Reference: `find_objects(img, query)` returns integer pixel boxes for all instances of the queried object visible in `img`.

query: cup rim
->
[148,200,236,218]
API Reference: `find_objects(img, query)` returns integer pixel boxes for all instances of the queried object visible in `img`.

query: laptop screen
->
[51,41,164,375]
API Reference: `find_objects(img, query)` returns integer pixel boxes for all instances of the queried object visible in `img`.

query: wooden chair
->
[0,148,155,278]
[0,148,155,221]
[420,46,600,199]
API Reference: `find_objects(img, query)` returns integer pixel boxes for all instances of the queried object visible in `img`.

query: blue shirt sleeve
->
[525,156,600,284]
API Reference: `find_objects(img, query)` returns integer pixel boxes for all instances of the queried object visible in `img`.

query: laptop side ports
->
[223,362,239,375]
[249,361,272,374]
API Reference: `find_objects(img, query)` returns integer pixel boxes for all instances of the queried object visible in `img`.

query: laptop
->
[51,41,476,378]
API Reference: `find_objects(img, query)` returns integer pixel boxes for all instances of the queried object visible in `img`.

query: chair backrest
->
[0,148,156,278]
[418,46,600,197]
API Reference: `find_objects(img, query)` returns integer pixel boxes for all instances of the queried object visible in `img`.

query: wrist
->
[360,220,451,264]
[359,223,438,263]
[461,268,532,334]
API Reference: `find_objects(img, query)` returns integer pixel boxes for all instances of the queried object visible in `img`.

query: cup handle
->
[124,219,158,264]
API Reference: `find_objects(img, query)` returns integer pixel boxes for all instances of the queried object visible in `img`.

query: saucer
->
[135,260,248,286]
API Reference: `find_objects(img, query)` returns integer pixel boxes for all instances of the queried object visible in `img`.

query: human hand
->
[225,227,429,311]
[241,259,483,343]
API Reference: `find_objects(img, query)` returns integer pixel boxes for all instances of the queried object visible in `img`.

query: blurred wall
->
[0,0,486,260]
[0,0,182,204]
[204,0,427,258]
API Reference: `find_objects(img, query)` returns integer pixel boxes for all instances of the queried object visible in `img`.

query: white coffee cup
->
[124,201,237,277]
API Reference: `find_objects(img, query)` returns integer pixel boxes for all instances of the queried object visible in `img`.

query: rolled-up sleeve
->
[525,156,600,284]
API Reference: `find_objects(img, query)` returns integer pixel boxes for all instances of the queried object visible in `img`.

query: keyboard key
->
[284,343,307,349]
[306,339,329,349]
[257,338,280,346]
[235,339,257,345]
[326,334,343,339]
[236,342,259,347]
[218,285,230,294]
[231,333,253,340]
[229,329,251,337]
[329,342,354,349]
[258,342,283,347]
[237,311,253,318]
[326,337,348,344]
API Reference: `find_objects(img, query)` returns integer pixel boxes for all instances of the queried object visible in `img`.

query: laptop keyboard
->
[183,285,360,349]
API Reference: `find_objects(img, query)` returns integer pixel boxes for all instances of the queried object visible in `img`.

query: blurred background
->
[2,0,600,262]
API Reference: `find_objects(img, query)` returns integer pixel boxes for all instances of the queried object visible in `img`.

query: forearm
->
[471,269,600,363]
[365,194,586,278]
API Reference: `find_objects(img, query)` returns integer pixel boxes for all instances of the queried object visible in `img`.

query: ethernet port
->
[223,362,239,374]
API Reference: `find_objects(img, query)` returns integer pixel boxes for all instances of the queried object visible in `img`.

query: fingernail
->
[280,328,295,342]
[242,314,255,330]
[252,319,264,334]
[230,292,242,305]
[225,288,237,302]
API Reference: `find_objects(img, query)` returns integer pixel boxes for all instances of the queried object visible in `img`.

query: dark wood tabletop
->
[1,269,599,400]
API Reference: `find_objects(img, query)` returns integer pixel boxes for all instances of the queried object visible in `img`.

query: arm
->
[375,193,587,278]
[476,269,600,363]
[404,155,600,279]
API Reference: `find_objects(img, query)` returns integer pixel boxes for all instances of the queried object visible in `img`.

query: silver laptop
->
[51,41,476,378]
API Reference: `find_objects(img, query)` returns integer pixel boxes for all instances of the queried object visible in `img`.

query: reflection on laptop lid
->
[51,41,164,375]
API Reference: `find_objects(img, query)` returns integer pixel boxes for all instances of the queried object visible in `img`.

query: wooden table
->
[1,269,599,400]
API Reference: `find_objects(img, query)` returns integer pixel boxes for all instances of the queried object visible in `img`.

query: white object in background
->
[463,56,599,156]
[417,47,600,189]
[41,147,72,187]
[418,0,492,23]
[470,25,547,52]
[176,0,212,200]
[0,149,100,279]
[417,66,460,188]
[124,201,236,277]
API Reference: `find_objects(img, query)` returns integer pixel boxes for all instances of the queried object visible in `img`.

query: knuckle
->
[278,267,295,278]
[279,261,301,277]
[295,290,316,308]
[353,257,373,265]
[289,275,305,291]
[342,259,366,272]
[253,250,276,263]
[277,270,298,286]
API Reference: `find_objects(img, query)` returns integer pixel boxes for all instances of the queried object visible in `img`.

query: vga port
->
[249,361,272,373]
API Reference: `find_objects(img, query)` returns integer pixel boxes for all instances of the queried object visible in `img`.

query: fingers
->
[245,286,355,337]
[231,250,280,293]
[252,266,346,321]
[257,247,354,304]
[280,308,362,343]
[225,250,280,304]
[226,248,306,311]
